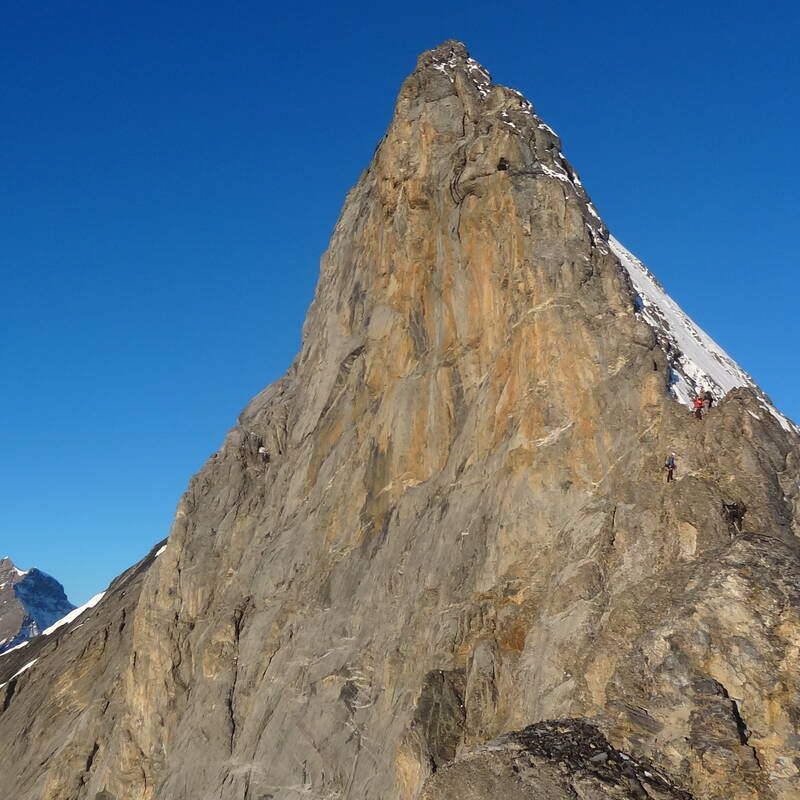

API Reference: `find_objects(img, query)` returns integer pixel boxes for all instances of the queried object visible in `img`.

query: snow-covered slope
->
[610,236,797,433]
[40,591,105,636]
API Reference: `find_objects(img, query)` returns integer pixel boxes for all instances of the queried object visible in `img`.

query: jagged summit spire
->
[413,40,490,89]
[384,41,606,243]
[408,41,534,124]
[404,40,526,113]
[381,42,795,432]
[416,39,470,62]
[293,38,617,448]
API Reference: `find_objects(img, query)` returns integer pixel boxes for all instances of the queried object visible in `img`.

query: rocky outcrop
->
[0,41,799,800]
[0,556,74,652]
[421,719,694,800]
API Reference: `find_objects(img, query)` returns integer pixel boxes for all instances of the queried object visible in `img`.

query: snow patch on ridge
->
[610,236,797,433]
[0,658,38,690]
[466,57,490,97]
[41,592,105,636]
[429,50,492,99]
[0,640,28,659]
[540,164,571,183]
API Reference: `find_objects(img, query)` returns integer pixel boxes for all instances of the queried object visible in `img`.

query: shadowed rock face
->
[1,40,799,800]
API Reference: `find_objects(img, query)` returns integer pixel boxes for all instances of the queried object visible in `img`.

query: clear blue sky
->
[2,1,798,604]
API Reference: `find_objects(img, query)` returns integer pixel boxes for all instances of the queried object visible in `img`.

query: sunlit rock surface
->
[1,41,799,800]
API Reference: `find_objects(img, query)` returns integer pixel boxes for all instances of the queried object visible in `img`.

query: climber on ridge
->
[693,395,704,420]
[664,453,677,483]
[703,389,715,411]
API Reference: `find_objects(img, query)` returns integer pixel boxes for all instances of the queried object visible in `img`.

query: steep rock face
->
[1,41,799,800]
[0,557,74,652]
[0,543,164,797]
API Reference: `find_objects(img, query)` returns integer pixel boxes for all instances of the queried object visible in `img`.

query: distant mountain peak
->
[0,556,28,579]
[0,557,74,653]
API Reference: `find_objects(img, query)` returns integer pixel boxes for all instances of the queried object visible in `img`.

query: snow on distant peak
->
[610,236,797,433]
[0,640,28,659]
[41,592,105,637]
[0,557,29,579]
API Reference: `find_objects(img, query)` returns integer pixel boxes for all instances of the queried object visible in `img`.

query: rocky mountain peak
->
[288,40,620,470]
[411,39,493,98]
[398,41,595,210]
[0,43,799,800]
[0,558,74,654]
[1,556,29,586]
[0,555,24,572]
